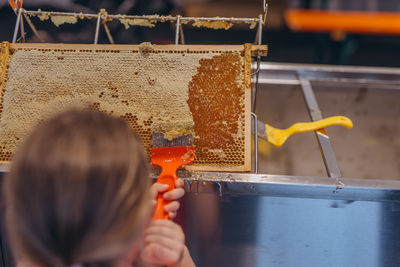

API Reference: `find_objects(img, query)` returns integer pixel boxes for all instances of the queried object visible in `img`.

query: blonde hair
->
[3,109,151,267]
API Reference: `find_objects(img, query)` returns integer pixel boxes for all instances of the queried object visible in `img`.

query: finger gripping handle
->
[152,173,177,221]
[153,194,171,220]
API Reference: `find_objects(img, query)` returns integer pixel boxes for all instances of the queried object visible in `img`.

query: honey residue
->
[246,21,257,29]
[120,17,156,29]
[139,42,154,53]
[51,15,78,27]
[152,121,193,141]
[165,128,192,141]
[192,20,233,30]
[78,12,85,20]
[187,52,245,166]
[37,9,50,21]
[181,149,194,160]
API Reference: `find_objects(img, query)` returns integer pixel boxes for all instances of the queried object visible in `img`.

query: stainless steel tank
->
[179,173,400,267]
[179,63,400,267]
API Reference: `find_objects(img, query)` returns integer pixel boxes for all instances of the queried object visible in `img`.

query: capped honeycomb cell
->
[0,42,264,171]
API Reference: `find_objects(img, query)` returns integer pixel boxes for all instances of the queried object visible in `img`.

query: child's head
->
[3,109,151,267]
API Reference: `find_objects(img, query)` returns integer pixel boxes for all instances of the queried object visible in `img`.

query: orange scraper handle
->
[153,171,178,220]
[151,146,195,221]
[285,9,400,35]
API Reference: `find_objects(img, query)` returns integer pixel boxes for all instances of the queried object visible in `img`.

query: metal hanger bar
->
[257,15,263,45]
[180,16,259,23]
[23,10,98,18]
[22,9,261,24]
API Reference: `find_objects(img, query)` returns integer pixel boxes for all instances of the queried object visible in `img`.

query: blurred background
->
[1,0,400,179]
[2,0,400,67]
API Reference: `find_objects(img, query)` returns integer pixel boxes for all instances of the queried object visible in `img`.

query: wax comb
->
[151,122,195,220]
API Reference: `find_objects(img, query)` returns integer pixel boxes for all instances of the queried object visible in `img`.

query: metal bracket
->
[102,20,115,44]
[175,15,181,44]
[251,56,261,113]
[297,71,342,178]
[94,10,115,44]
[94,11,101,44]
[12,8,22,43]
[251,112,259,174]
[249,2,268,172]
[251,2,267,112]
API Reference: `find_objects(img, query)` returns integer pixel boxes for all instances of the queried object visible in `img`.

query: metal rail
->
[297,71,341,178]
[251,112,259,174]
[1,161,399,200]
[11,6,267,51]
[12,8,22,43]
[21,9,261,23]
[150,171,400,202]
[256,62,400,88]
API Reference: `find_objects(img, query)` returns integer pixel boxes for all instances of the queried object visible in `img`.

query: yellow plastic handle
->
[265,116,353,147]
[290,116,353,133]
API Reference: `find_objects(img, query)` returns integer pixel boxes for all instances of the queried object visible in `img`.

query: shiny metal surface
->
[178,173,400,267]
[175,15,181,45]
[252,62,400,179]
[1,168,399,267]
[11,8,21,43]
[1,166,399,267]
[93,12,101,44]
[255,62,400,88]
[297,71,342,178]
[251,112,259,174]
[177,63,400,267]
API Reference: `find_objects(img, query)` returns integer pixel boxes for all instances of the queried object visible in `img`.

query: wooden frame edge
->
[0,42,10,119]
[243,43,252,172]
[9,43,268,56]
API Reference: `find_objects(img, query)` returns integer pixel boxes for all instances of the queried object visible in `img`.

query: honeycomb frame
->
[0,42,267,172]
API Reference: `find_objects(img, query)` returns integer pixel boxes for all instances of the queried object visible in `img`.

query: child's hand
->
[150,179,185,219]
[140,220,185,266]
